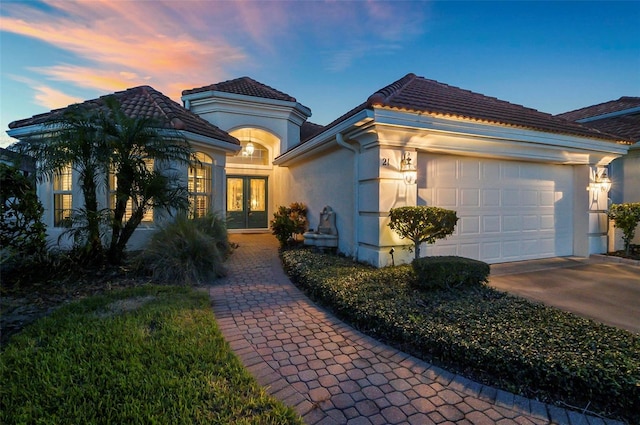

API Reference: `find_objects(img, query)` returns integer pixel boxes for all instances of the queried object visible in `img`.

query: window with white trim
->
[109,159,154,223]
[189,152,213,218]
[53,165,73,227]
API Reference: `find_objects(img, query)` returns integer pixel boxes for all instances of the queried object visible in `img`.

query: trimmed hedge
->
[281,249,639,423]
[412,256,489,290]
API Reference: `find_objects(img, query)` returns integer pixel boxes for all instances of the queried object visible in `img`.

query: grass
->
[1,285,302,425]
[282,248,640,424]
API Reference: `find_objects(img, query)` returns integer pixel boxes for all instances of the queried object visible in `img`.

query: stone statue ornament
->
[303,205,338,249]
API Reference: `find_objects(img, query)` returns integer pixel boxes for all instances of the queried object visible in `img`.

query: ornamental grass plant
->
[281,249,640,423]
[0,286,302,425]
[135,213,231,285]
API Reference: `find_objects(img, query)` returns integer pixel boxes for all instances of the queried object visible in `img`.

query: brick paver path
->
[210,234,622,425]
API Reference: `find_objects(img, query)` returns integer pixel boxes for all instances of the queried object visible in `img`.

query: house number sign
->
[381,158,390,166]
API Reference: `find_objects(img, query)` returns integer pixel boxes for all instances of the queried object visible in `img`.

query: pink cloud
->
[33,85,85,109]
[1,0,428,104]
[10,76,84,109]
[0,0,250,101]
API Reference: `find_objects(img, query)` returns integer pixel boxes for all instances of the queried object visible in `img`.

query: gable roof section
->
[9,86,239,145]
[182,76,297,102]
[557,96,640,121]
[300,121,325,141]
[369,73,627,143]
[557,97,640,143]
[306,73,629,144]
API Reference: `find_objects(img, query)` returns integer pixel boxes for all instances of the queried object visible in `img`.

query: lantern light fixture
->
[245,142,255,156]
[587,169,611,193]
[400,152,417,185]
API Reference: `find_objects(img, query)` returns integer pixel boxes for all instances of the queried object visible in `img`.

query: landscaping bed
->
[1,285,302,424]
[607,244,640,261]
[281,248,640,424]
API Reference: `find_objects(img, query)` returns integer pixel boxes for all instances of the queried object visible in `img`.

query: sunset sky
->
[1,1,639,147]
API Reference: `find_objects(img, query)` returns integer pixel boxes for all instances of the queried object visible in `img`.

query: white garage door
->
[419,154,574,263]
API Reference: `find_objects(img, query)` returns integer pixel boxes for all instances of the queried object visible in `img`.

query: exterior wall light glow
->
[245,142,255,156]
[587,169,611,193]
[400,152,417,185]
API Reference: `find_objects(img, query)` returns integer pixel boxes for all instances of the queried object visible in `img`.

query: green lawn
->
[0,285,302,425]
[282,249,640,424]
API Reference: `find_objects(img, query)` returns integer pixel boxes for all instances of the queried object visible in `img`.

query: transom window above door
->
[227,141,269,166]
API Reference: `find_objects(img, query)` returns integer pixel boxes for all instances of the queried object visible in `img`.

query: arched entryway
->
[226,128,279,230]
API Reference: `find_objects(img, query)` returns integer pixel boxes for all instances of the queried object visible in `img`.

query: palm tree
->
[14,104,110,259]
[14,96,193,265]
[100,97,192,264]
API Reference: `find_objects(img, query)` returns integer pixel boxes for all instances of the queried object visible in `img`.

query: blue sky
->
[1,1,639,147]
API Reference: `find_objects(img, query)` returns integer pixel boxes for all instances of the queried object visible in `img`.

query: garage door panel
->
[540,215,555,230]
[503,215,521,232]
[540,191,555,206]
[460,243,480,259]
[461,189,480,206]
[482,189,500,206]
[522,190,538,206]
[460,216,480,234]
[482,242,502,261]
[502,189,520,206]
[522,215,539,231]
[420,154,573,263]
[483,216,501,232]
[437,188,457,207]
[461,161,480,180]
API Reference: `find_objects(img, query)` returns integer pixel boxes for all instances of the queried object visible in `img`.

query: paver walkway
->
[210,234,623,425]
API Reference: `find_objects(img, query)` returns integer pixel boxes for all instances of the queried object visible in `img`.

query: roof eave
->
[178,130,242,154]
[274,109,374,166]
[183,90,312,119]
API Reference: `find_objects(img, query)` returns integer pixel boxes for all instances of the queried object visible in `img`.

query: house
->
[0,147,36,179]
[558,97,640,248]
[7,74,632,266]
[7,86,241,248]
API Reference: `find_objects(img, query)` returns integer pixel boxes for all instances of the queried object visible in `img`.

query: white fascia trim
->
[179,131,241,154]
[8,125,241,154]
[7,123,49,139]
[576,106,640,123]
[273,109,374,166]
[183,90,312,119]
[372,108,629,156]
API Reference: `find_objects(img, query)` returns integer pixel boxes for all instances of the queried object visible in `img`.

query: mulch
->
[1,270,149,347]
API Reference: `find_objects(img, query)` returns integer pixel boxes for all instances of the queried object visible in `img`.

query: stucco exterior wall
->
[608,144,640,248]
[277,147,356,256]
[38,144,231,252]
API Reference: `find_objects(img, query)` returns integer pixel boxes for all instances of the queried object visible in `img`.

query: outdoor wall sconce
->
[587,169,611,193]
[400,152,417,185]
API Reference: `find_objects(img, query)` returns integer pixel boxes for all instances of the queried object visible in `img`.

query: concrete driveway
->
[489,257,640,334]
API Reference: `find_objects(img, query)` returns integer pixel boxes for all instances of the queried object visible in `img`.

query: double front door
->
[226,176,268,229]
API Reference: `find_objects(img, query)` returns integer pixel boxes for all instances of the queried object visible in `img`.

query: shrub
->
[281,249,639,423]
[388,206,458,259]
[608,203,640,256]
[0,163,47,259]
[270,202,308,248]
[412,256,490,290]
[136,213,230,285]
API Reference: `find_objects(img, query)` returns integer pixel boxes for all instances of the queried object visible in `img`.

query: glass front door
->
[226,176,268,229]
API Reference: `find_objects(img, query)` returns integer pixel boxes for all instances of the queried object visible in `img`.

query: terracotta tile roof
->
[183,76,297,102]
[557,97,640,121]
[9,86,239,145]
[303,74,629,144]
[300,121,325,141]
[569,115,640,143]
[557,97,640,143]
[366,73,627,143]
